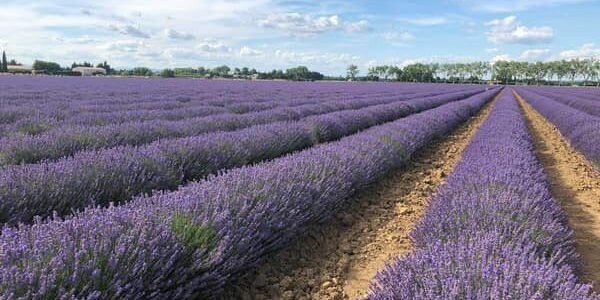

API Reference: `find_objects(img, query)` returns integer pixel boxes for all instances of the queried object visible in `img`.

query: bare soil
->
[517,92,600,292]
[222,97,498,300]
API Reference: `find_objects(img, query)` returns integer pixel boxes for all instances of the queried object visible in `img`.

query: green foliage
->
[346,64,359,80]
[131,67,153,76]
[1,51,7,72]
[361,58,599,86]
[160,68,175,78]
[32,60,62,74]
[171,213,217,251]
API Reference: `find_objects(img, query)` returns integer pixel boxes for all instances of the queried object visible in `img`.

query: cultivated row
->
[367,91,597,299]
[0,88,484,165]
[0,88,496,225]
[0,88,499,299]
[515,88,600,169]
[0,88,464,137]
[519,87,600,117]
[1,77,461,123]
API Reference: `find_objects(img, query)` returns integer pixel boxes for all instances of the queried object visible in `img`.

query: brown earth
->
[516,91,600,292]
[222,95,499,300]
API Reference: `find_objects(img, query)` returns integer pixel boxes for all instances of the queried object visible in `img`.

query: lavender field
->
[0,77,599,299]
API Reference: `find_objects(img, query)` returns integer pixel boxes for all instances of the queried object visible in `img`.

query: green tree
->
[285,66,311,81]
[160,68,175,78]
[492,60,512,84]
[367,66,379,81]
[96,61,111,75]
[33,60,62,74]
[211,65,231,77]
[131,67,153,76]
[1,51,7,72]
[346,64,359,80]
[387,65,402,81]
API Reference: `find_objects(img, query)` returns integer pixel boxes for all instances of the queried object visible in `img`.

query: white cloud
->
[455,0,591,12]
[274,50,359,63]
[345,20,372,33]
[485,16,553,44]
[398,16,447,26]
[258,12,371,35]
[164,29,195,40]
[382,31,415,44]
[108,23,151,38]
[163,48,203,60]
[104,40,145,53]
[239,46,263,56]
[258,13,341,35]
[196,39,232,53]
[491,54,512,63]
[519,48,550,60]
[558,43,600,59]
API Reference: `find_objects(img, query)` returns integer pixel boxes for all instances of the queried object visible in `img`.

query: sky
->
[0,0,599,75]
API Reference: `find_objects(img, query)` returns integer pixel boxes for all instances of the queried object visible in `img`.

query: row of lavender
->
[0,88,496,225]
[519,86,600,117]
[0,77,465,124]
[367,90,597,299]
[0,87,498,299]
[515,88,600,169]
[0,88,483,166]
[0,85,409,136]
[0,87,420,137]
[0,88,467,138]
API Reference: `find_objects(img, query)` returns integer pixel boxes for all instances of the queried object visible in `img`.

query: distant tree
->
[241,67,250,76]
[346,64,359,80]
[402,63,434,82]
[285,66,310,81]
[388,65,402,81]
[367,66,379,81]
[131,67,153,76]
[96,61,112,74]
[33,60,62,74]
[160,68,175,78]
[212,65,231,77]
[1,51,7,72]
[492,60,512,85]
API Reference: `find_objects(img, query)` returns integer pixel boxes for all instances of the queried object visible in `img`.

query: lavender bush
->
[515,88,600,168]
[0,87,497,299]
[0,89,498,225]
[0,89,483,165]
[519,86,600,116]
[367,90,597,299]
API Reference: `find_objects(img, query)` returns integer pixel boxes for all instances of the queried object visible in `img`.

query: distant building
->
[7,65,33,74]
[72,67,106,76]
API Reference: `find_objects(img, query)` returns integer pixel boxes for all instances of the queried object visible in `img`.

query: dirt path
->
[223,96,498,300]
[516,91,600,292]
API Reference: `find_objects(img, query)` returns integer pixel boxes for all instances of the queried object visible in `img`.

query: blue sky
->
[0,0,598,75]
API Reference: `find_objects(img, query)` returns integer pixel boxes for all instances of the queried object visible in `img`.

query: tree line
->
[349,58,600,86]
[160,65,324,81]
[1,49,598,85]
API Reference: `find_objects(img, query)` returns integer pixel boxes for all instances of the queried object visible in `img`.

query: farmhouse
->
[72,67,106,76]
[7,65,33,74]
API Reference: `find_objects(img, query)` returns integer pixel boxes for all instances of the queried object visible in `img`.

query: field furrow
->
[0,88,483,166]
[366,90,598,299]
[0,89,497,225]
[0,87,495,299]
[222,90,498,300]
[518,92,600,291]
